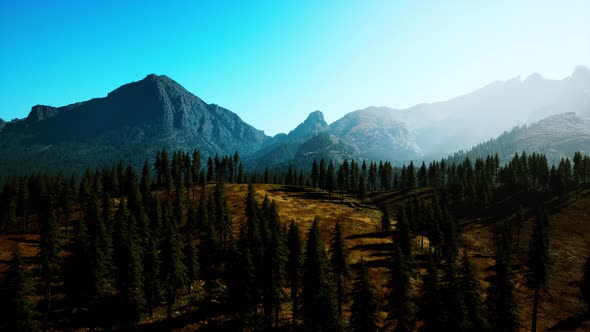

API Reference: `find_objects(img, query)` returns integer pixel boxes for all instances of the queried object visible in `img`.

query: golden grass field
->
[1,184,590,331]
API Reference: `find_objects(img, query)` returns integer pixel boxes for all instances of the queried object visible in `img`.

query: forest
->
[1,149,590,331]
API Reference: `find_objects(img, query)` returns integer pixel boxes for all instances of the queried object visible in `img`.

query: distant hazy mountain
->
[448,112,590,165]
[328,106,422,162]
[0,74,272,175]
[372,65,590,158]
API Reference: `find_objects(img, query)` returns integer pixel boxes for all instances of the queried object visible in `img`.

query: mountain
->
[245,111,360,168]
[328,106,422,162]
[376,66,590,158]
[447,112,590,165]
[0,74,271,175]
[287,110,328,140]
[0,118,5,133]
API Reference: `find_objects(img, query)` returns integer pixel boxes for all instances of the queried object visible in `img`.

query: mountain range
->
[0,66,589,177]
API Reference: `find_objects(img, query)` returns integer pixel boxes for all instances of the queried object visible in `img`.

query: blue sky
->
[1,1,589,135]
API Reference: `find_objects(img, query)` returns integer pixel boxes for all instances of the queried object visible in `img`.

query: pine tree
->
[2,245,40,332]
[486,241,519,332]
[302,217,340,330]
[419,257,444,332]
[459,252,490,332]
[386,245,416,332]
[582,251,590,311]
[38,206,63,329]
[161,200,186,321]
[144,197,162,316]
[113,200,145,326]
[528,209,549,332]
[183,229,199,294]
[311,159,319,188]
[330,220,350,317]
[395,209,412,258]
[349,258,379,332]
[265,219,288,328]
[287,220,304,327]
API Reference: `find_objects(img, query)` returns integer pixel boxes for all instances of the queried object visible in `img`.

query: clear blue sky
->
[1,0,589,135]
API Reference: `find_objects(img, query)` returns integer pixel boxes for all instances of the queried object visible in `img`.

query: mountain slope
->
[448,112,590,165]
[329,106,422,162]
[376,66,590,157]
[0,74,271,175]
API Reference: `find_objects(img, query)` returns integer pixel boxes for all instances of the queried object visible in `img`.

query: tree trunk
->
[337,274,343,317]
[292,287,298,327]
[531,285,540,332]
[44,281,51,330]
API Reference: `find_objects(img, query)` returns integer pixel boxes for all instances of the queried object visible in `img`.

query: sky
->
[0,1,589,135]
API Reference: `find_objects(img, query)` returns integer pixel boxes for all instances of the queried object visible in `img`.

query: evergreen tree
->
[395,209,412,258]
[287,220,304,327]
[113,200,145,326]
[38,206,63,329]
[330,220,350,317]
[459,252,490,332]
[161,201,186,321]
[184,229,199,294]
[302,217,340,331]
[144,197,162,316]
[2,245,40,332]
[311,159,319,188]
[386,245,416,332]
[419,257,444,332]
[349,258,379,332]
[527,209,549,332]
[582,251,590,311]
[486,241,519,332]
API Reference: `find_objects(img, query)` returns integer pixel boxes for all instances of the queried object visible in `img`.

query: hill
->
[448,112,590,165]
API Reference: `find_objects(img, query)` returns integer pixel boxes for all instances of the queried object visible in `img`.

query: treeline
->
[2,149,590,331]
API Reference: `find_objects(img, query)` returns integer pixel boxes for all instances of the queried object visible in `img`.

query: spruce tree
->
[143,198,162,316]
[113,200,145,326]
[302,217,340,330]
[395,209,412,258]
[527,209,549,332]
[386,245,416,332]
[459,251,490,332]
[582,251,590,311]
[3,245,40,332]
[287,220,304,327]
[419,257,444,332]
[349,258,379,332]
[183,229,199,294]
[330,220,350,317]
[38,206,63,329]
[486,241,519,332]
[161,200,186,321]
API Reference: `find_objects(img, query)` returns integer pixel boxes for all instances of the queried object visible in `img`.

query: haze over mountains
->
[0,66,589,176]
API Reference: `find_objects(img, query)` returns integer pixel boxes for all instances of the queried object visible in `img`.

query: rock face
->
[329,106,422,162]
[287,110,329,140]
[0,74,272,175]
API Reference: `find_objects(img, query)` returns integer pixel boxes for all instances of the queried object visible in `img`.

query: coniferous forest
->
[1,149,590,331]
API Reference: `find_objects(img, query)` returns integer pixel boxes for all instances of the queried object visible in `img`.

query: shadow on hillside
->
[548,312,590,331]
[351,242,394,252]
[346,231,389,240]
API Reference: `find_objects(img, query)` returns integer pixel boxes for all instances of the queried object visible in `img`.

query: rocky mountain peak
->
[26,105,60,122]
[287,110,328,140]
